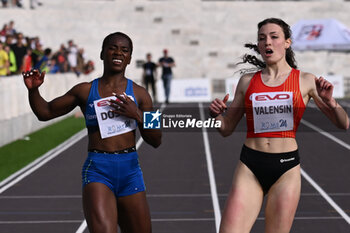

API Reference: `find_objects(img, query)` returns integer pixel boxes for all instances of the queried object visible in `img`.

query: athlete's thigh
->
[117,191,151,233]
[265,165,301,233]
[83,182,118,233]
[220,161,264,233]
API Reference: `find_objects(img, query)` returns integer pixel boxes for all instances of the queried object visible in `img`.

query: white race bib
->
[251,92,294,133]
[94,95,137,139]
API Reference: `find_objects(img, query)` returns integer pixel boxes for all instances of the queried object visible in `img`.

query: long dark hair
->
[240,18,297,71]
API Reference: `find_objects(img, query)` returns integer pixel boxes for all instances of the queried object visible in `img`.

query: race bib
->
[94,95,137,139]
[251,92,294,133]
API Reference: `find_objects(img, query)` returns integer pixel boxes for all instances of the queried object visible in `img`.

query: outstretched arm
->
[23,69,82,121]
[311,76,349,129]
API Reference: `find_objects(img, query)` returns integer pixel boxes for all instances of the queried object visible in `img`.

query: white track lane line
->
[199,102,221,233]
[1,192,350,199]
[2,216,344,225]
[0,220,84,224]
[75,220,88,233]
[0,129,87,194]
[301,119,350,224]
[76,103,166,233]
[301,119,350,150]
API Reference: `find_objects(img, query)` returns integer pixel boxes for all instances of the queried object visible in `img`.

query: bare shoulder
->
[299,71,317,96]
[68,81,93,102]
[132,81,150,97]
[237,72,255,94]
[300,71,316,83]
[73,81,92,90]
[70,81,92,94]
[227,72,255,107]
[240,72,255,83]
[132,81,152,108]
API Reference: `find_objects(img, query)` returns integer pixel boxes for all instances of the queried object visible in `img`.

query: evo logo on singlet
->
[251,92,294,133]
[94,96,137,139]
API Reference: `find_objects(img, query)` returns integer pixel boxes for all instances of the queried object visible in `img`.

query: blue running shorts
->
[82,149,146,197]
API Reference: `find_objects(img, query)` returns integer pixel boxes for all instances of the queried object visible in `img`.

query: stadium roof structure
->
[291,18,350,51]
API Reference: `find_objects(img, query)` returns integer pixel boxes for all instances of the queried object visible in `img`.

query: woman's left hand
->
[108,92,142,122]
[315,76,335,106]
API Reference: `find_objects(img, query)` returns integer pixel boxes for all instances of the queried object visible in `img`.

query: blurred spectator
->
[48,59,60,74]
[12,0,22,7]
[30,0,42,9]
[31,40,43,68]
[158,49,176,104]
[84,60,94,75]
[22,48,32,72]
[25,37,34,49]
[142,53,157,101]
[4,34,14,46]
[0,24,8,38]
[1,0,22,8]
[15,0,22,7]
[52,44,68,72]
[34,48,51,72]
[0,42,9,76]
[77,48,85,75]
[29,36,40,50]
[1,20,93,77]
[1,0,8,8]
[7,20,16,35]
[10,32,27,73]
[4,44,16,74]
[67,40,79,76]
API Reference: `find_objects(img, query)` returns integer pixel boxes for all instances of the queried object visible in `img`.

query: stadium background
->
[0,1,350,233]
[1,0,350,146]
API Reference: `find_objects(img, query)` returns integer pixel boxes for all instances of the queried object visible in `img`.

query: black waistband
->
[88,146,136,155]
[241,144,299,159]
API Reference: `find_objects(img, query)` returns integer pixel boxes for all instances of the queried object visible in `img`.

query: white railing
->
[0,73,95,147]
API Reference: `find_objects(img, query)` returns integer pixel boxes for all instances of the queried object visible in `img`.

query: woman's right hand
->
[22,69,46,90]
[209,94,229,118]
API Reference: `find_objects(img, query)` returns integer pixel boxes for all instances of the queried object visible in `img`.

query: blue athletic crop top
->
[84,78,138,132]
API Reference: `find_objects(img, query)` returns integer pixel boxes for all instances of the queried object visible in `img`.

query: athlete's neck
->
[262,62,292,80]
[100,73,127,89]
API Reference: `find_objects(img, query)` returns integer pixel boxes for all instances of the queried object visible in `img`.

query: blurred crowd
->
[0,20,94,77]
[1,0,43,9]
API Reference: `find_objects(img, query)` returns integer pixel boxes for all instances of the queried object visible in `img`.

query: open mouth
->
[265,49,273,55]
[112,59,123,65]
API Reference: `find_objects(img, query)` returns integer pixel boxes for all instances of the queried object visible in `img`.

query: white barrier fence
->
[156,78,212,103]
[0,73,95,147]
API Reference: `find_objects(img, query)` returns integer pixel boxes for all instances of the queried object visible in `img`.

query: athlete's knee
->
[87,217,117,233]
[220,197,250,233]
[265,216,294,233]
[84,205,118,233]
[265,194,298,233]
[219,219,250,233]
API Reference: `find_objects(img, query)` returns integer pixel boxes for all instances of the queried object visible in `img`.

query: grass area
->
[0,116,85,182]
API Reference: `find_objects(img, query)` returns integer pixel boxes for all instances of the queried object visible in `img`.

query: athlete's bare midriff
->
[244,137,298,153]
